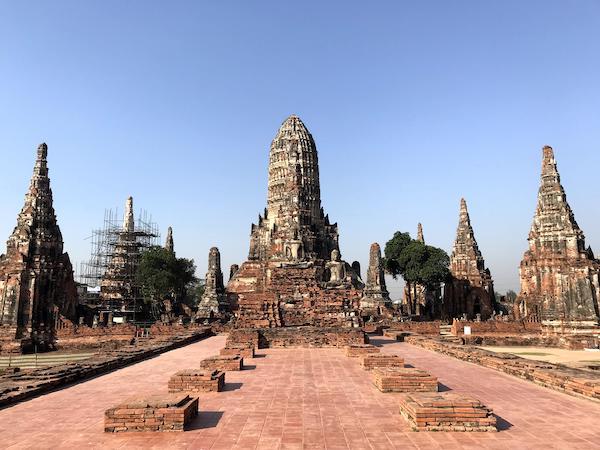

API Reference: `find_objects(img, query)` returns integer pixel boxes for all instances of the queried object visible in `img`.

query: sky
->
[0,1,599,299]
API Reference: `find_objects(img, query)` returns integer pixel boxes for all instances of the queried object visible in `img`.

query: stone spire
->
[165,226,174,254]
[0,143,78,347]
[519,146,599,322]
[528,146,585,258]
[417,223,424,243]
[451,199,486,275]
[361,242,391,307]
[443,198,495,320]
[196,247,228,318]
[124,196,134,233]
[248,115,339,262]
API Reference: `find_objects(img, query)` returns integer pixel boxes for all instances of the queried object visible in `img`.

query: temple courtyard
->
[0,335,598,449]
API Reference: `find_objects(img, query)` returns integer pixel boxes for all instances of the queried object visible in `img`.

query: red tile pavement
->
[1,335,599,449]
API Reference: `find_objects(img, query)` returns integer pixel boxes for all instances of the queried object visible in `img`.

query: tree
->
[384,232,450,316]
[136,246,197,319]
[384,232,412,278]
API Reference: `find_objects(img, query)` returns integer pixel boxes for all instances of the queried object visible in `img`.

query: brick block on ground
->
[104,394,198,432]
[372,367,438,393]
[362,354,404,370]
[199,355,243,372]
[399,392,497,432]
[220,346,255,358]
[345,344,380,358]
[168,369,224,393]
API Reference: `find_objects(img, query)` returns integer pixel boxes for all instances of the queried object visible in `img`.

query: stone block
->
[104,394,198,432]
[168,369,224,393]
[345,344,380,358]
[399,392,496,432]
[199,355,243,372]
[220,346,255,358]
[361,354,404,370]
[372,367,438,393]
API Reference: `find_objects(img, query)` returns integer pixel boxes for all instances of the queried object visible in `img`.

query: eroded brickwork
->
[0,144,78,348]
[227,116,362,328]
[519,146,600,323]
[196,247,227,318]
[443,199,495,320]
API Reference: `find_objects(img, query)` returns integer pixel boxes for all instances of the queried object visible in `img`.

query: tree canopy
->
[136,246,197,317]
[384,231,450,315]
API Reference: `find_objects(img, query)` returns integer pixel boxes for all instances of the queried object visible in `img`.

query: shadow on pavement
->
[188,411,224,430]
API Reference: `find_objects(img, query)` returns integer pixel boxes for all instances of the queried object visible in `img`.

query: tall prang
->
[0,143,78,348]
[227,115,362,328]
[196,247,227,319]
[443,199,495,320]
[165,226,175,255]
[361,243,391,310]
[519,146,600,323]
[248,115,339,262]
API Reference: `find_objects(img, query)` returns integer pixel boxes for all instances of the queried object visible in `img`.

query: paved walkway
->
[1,335,599,449]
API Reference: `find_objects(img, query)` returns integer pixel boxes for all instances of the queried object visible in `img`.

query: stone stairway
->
[439,324,462,344]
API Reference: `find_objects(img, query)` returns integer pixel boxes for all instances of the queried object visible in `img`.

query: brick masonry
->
[406,335,600,402]
[399,392,497,432]
[361,354,404,370]
[372,367,438,393]
[168,369,225,393]
[199,355,243,372]
[345,344,380,358]
[104,394,199,432]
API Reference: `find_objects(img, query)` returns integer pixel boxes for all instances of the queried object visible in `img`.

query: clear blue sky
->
[1,1,599,298]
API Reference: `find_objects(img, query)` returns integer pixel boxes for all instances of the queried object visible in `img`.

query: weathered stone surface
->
[104,394,198,432]
[100,197,141,313]
[255,326,366,348]
[168,369,224,393]
[227,116,362,328]
[361,354,404,370]
[165,226,174,255]
[345,344,380,357]
[196,247,228,319]
[0,327,212,408]
[361,243,391,310]
[0,144,78,349]
[519,146,600,324]
[199,355,243,371]
[443,199,495,320]
[372,367,438,393]
[399,392,497,432]
[405,334,600,402]
[220,346,255,358]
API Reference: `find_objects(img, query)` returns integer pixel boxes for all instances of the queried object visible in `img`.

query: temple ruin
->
[79,197,159,323]
[0,144,78,349]
[196,247,227,319]
[165,226,175,255]
[443,199,495,320]
[361,242,391,312]
[518,146,600,324]
[226,115,362,328]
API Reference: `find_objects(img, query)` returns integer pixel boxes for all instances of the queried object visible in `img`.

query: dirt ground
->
[480,345,600,370]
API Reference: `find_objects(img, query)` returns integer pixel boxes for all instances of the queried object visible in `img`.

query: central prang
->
[227,115,364,328]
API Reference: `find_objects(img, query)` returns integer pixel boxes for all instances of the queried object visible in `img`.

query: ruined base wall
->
[227,261,362,328]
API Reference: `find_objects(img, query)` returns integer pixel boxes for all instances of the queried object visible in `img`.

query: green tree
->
[136,246,197,318]
[384,232,412,278]
[384,232,450,316]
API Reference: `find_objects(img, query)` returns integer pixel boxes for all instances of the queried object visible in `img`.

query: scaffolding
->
[78,207,160,320]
